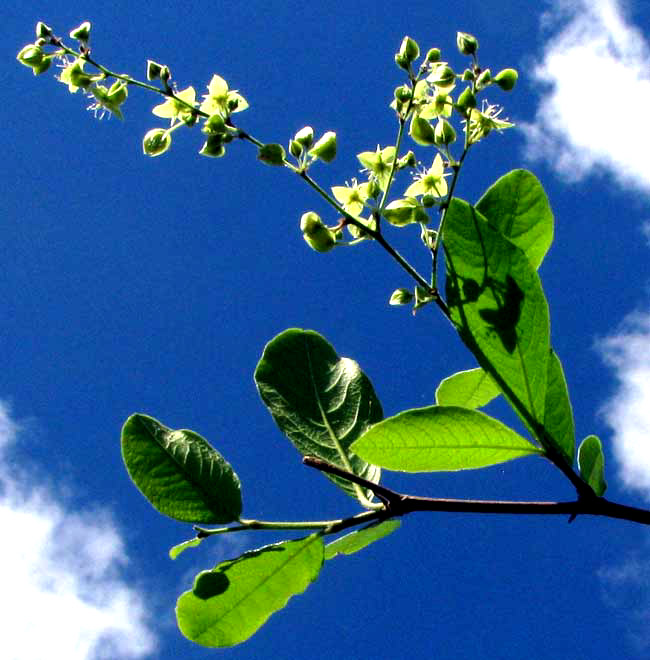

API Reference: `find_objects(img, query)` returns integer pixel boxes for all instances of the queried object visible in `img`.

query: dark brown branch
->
[303,456,650,525]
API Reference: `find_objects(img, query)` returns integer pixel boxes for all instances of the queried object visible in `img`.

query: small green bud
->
[367,180,381,199]
[160,66,171,85]
[16,44,45,68]
[394,85,412,104]
[300,212,336,252]
[32,56,53,75]
[397,150,417,169]
[398,36,420,64]
[434,118,456,145]
[409,115,437,146]
[462,68,475,82]
[294,126,314,147]
[425,48,441,63]
[147,60,165,81]
[199,134,226,158]
[421,194,436,208]
[202,113,227,135]
[456,32,478,56]
[476,68,492,90]
[389,288,414,306]
[428,65,456,88]
[142,128,171,157]
[289,139,303,158]
[456,87,477,114]
[493,68,518,91]
[70,21,91,42]
[258,143,286,166]
[35,22,52,39]
[309,131,337,163]
[383,198,428,227]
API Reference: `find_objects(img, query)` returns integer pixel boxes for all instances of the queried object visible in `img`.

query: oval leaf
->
[255,328,382,502]
[351,405,541,472]
[443,199,550,440]
[325,519,401,560]
[578,435,607,496]
[176,534,324,647]
[435,367,501,408]
[121,413,242,523]
[475,169,553,270]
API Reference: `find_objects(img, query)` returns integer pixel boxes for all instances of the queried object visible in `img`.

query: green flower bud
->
[394,85,412,104]
[494,68,518,91]
[16,44,45,68]
[428,65,456,88]
[142,128,171,157]
[398,36,420,64]
[147,60,165,81]
[456,32,478,56]
[199,134,226,158]
[32,56,53,75]
[258,143,286,165]
[421,194,436,208]
[35,22,52,39]
[289,139,303,158]
[389,288,414,306]
[383,198,428,227]
[70,21,91,42]
[294,126,314,147]
[462,68,475,82]
[160,66,171,85]
[202,113,227,135]
[309,131,337,163]
[409,115,437,146]
[434,118,457,145]
[397,150,417,169]
[300,212,336,252]
[456,87,477,114]
[367,180,381,199]
[476,68,492,90]
[425,48,441,63]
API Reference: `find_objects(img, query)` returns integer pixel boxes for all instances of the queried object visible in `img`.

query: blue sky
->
[5,0,650,658]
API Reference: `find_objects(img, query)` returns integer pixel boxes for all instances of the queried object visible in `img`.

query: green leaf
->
[121,413,242,523]
[443,199,550,442]
[435,367,501,409]
[578,435,607,496]
[475,169,553,270]
[351,405,542,472]
[325,519,401,559]
[543,351,575,464]
[255,328,382,503]
[176,534,324,647]
[258,143,286,165]
[170,537,204,560]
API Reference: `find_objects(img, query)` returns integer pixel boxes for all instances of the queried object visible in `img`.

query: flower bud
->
[70,21,91,42]
[294,126,314,147]
[397,150,417,169]
[428,65,456,88]
[455,87,476,114]
[389,288,414,305]
[494,68,518,91]
[289,139,303,158]
[16,44,45,68]
[308,131,337,163]
[202,113,227,135]
[421,194,436,208]
[199,135,226,158]
[142,128,171,157]
[394,85,412,104]
[147,60,165,81]
[258,143,286,165]
[35,22,52,39]
[461,68,475,82]
[409,115,436,146]
[425,48,441,63]
[300,212,336,252]
[476,68,492,90]
[434,118,457,145]
[397,36,420,65]
[456,32,478,56]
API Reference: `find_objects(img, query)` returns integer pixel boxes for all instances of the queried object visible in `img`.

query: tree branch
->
[303,456,650,525]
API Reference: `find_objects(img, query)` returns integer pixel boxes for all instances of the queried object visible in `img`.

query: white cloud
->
[598,312,650,499]
[523,0,650,192]
[0,402,157,660]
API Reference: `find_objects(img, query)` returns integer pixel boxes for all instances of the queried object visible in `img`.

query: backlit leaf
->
[176,534,324,647]
[578,435,607,496]
[255,328,382,503]
[351,405,541,471]
[325,519,401,559]
[435,367,501,408]
[121,413,242,523]
[543,351,575,463]
[475,169,553,270]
